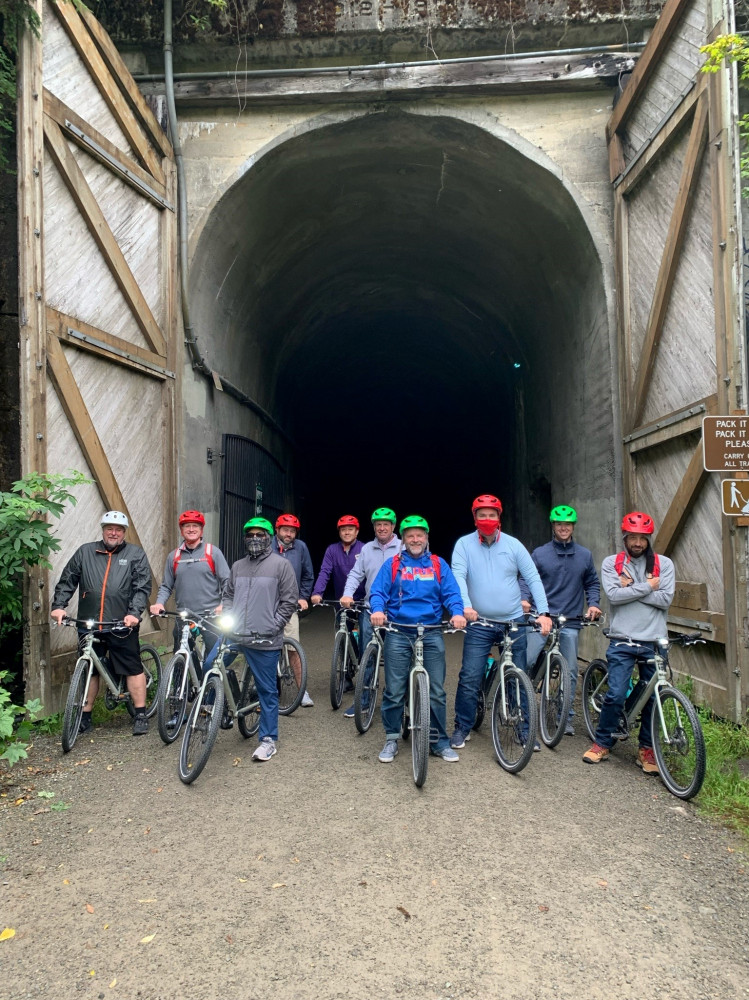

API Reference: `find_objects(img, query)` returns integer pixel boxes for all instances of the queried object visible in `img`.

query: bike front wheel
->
[581,658,609,742]
[330,632,347,709]
[354,642,380,734]
[652,687,706,800]
[61,657,90,753]
[539,652,571,749]
[157,652,189,744]
[278,637,307,715]
[178,675,224,784]
[490,666,537,774]
[411,670,430,788]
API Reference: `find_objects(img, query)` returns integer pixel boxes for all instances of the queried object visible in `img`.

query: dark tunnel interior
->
[187,109,616,570]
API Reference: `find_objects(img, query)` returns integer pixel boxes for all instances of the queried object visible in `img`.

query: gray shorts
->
[283,611,300,641]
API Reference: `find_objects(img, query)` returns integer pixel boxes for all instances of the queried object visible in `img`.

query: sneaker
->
[132,714,148,736]
[79,713,92,735]
[252,737,277,761]
[565,723,575,737]
[637,746,659,775]
[583,743,610,764]
[378,739,398,763]
[450,729,468,749]
[433,746,459,762]
[220,708,234,730]
[343,704,355,718]
[532,740,542,752]
[301,691,314,707]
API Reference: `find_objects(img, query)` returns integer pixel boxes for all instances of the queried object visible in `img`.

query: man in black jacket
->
[51,511,152,735]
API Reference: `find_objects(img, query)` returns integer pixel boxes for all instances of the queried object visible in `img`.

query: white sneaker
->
[252,737,277,761]
[301,691,314,707]
[379,739,398,763]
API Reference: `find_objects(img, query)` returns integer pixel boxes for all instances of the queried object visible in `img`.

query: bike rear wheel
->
[237,658,261,739]
[354,642,381,734]
[138,644,162,719]
[652,686,706,800]
[539,652,572,748]
[61,657,90,753]
[581,658,609,742]
[157,653,189,744]
[411,670,430,788]
[330,632,347,709]
[490,666,537,773]
[178,675,223,784]
[278,637,307,715]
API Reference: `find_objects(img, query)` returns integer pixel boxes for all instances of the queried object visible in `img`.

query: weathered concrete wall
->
[0,141,20,493]
[92,0,663,69]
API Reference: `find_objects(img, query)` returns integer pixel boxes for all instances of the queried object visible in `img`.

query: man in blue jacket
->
[369,515,466,764]
[272,514,314,707]
[521,505,601,736]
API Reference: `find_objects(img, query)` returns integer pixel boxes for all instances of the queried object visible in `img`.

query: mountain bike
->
[155,609,216,744]
[469,618,538,773]
[325,602,362,709]
[353,624,386,734]
[581,632,707,799]
[59,618,161,753]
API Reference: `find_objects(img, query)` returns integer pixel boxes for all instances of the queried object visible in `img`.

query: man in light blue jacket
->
[450,494,551,751]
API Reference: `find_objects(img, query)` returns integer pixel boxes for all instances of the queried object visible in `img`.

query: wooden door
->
[607,0,748,719]
[18,0,177,711]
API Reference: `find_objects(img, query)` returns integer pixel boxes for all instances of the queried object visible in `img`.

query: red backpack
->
[614,550,660,577]
[390,553,442,583]
[173,543,216,577]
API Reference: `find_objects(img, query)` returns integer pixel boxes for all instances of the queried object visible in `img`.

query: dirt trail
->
[2,610,748,1000]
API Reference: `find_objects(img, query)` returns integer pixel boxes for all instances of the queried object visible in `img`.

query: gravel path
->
[2,610,748,1000]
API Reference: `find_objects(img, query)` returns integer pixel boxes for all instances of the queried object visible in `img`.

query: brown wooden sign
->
[702,416,749,471]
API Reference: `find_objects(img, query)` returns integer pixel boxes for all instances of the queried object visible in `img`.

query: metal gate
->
[220,435,287,567]
[607,0,748,719]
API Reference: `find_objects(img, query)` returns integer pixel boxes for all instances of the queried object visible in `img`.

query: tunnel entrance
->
[188,109,617,569]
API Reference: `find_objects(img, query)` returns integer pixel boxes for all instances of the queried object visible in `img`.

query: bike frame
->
[407,627,431,740]
[335,606,360,671]
[75,629,133,707]
[608,638,675,739]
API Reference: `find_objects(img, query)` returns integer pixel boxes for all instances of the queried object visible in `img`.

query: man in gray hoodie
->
[583,511,675,774]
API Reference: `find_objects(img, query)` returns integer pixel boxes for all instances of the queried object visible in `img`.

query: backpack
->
[173,543,216,577]
[614,550,660,578]
[390,553,442,583]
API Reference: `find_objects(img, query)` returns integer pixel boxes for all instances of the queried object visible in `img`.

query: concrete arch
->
[186,105,619,562]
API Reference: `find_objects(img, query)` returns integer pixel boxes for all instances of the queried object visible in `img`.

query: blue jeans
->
[453,618,527,735]
[380,629,449,752]
[594,640,657,749]
[204,644,280,742]
[526,627,580,721]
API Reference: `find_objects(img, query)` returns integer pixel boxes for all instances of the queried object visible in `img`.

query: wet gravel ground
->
[2,609,748,1000]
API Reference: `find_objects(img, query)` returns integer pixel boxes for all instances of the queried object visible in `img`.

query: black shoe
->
[132,715,148,736]
[344,678,355,693]
[220,708,234,730]
[78,714,92,735]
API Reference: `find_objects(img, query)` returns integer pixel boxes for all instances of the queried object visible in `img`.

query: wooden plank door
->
[607,0,748,720]
[18,0,177,712]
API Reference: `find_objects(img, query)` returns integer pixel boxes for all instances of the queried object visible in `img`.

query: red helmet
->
[337,515,360,528]
[472,494,503,515]
[276,514,300,529]
[621,511,655,535]
[179,510,205,527]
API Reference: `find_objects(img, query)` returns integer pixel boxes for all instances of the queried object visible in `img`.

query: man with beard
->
[272,513,314,707]
[583,511,675,774]
[51,511,152,735]
[205,517,298,761]
[369,515,466,764]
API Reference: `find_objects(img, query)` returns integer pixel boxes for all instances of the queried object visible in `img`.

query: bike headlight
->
[218,614,236,631]
[85,619,95,630]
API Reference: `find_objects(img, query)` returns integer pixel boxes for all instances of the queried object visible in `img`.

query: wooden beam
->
[138,51,638,106]
[608,131,625,183]
[78,4,173,161]
[44,89,169,207]
[627,93,709,431]
[43,116,167,357]
[625,393,718,454]
[50,0,164,183]
[606,0,693,141]
[47,307,173,380]
[653,441,709,556]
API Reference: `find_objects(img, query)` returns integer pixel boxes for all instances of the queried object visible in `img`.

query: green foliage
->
[701,35,749,195]
[183,0,227,31]
[0,668,42,765]
[696,707,749,838]
[0,0,41,171]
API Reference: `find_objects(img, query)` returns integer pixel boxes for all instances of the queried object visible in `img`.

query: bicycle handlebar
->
[57,616,132,634]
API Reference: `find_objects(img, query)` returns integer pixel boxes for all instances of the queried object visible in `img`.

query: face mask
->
[475,518,499,537]
[245,534,270,558]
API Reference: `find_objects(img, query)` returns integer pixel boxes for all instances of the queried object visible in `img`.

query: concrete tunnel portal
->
[187,109,619,566]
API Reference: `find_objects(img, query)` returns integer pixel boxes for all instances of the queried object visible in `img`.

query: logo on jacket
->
[400,566,435,582]
[118,559,128,566]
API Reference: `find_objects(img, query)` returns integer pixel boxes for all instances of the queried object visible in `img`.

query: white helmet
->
[101,510,129,528]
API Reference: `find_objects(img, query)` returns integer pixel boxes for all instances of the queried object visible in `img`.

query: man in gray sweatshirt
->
[583,511,675,774]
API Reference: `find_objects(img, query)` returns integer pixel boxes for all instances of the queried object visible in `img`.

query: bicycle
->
[469,618,538,773]
[581,632,707,799]
[353,623,386,734]
[59,618,161,753]
[323,601,362,710]
[155,609,213,745]
[178,626,274,784]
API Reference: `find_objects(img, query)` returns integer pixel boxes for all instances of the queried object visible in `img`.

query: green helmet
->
[550,505,577,523]
[371,507,397,524]
[243,517,274,535]
[400,514,429,533]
